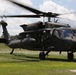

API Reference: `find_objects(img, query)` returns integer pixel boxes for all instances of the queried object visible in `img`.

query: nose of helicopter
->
[63,36,76,51]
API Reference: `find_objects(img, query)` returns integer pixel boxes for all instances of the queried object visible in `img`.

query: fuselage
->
[8,28,76,53]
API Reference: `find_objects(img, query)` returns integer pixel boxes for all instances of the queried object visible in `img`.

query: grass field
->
[0,44,76,75]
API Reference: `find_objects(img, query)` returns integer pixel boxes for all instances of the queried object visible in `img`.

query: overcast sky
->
[0,0,76,36]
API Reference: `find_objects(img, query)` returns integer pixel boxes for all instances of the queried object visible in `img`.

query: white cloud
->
[0,0,34,36]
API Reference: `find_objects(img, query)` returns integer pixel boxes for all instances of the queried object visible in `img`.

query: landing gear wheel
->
[67,52,74,61]
[39,52,45,60]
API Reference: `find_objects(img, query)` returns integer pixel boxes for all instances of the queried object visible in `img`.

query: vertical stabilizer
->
[0,20,10,44]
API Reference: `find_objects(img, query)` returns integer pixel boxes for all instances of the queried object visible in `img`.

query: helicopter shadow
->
[12,54,76,62]
[46,58,76,62]
[12,54,40,62]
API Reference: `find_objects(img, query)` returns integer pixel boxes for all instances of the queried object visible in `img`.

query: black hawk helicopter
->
[0,0,76,60]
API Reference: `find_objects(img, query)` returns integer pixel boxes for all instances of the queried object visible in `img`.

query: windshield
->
[63,29,73,38]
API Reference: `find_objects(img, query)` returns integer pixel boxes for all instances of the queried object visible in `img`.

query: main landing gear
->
[39,51,74,60]
[39,51,50,60]
[39,52,45,60]
[67,52,74,61]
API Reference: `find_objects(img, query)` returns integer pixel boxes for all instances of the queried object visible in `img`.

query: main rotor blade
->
[57,16,76,22]
[7,0,62,17]
[0,15,40,18]
[7,0,76,18]
[7,0,43,14]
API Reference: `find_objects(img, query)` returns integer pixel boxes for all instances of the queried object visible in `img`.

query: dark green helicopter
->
[0,0,76,61]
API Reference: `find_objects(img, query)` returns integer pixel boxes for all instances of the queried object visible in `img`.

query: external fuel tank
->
[8,38,36,49]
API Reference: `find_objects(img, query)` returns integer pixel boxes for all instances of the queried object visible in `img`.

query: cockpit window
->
[54,30,62,38]
[63,29,73,38]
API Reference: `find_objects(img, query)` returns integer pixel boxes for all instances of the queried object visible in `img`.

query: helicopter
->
[0,0,76,61]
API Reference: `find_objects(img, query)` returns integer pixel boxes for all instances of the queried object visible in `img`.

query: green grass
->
[0,44,76,75]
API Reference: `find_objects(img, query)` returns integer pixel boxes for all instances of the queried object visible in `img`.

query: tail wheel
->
[39,52,45,60]
[67,52,74,61]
